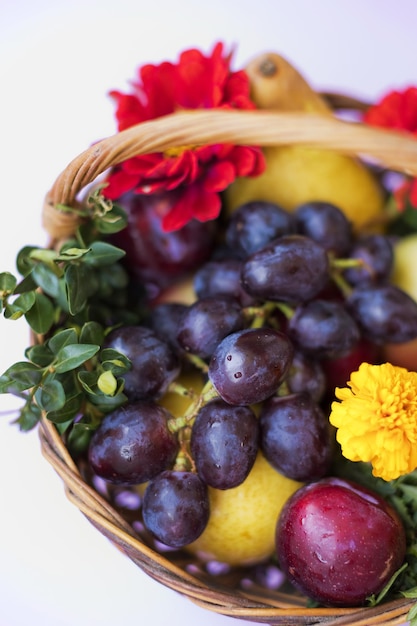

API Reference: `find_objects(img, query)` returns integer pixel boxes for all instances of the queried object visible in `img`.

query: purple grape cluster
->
[87,197,417,551]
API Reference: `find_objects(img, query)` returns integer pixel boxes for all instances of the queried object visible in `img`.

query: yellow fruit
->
[383,234,417,370]
[224,51,385,231]
[244,51,332,114]
[390,233,417,299]
[186,452,303,566]
[224,145,384,230]
[154,275,197,306]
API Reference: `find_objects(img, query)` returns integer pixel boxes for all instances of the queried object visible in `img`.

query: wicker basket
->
[38,104,417,626]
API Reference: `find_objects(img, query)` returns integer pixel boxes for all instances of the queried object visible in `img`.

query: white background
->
[0,1,416,625]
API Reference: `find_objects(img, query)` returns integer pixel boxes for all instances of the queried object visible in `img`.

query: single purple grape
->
[88,402,179,484]
[288,299,360,359]
[104,325,180,400]
[190,399,259,489]
[208,327,294,405]
[347,284,417,343]
[142,470,209,548]
[294,201,353,256]
[241,235,330,303]
[177,295,245,359]
[225,200,296,258]
[259,392,333,481]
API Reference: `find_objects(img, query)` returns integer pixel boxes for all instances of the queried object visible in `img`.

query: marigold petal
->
[329,362,417,481]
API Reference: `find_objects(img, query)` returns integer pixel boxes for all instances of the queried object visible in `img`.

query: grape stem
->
[244,301,278,328]
[169,379,218,472]
[167,379,218,434]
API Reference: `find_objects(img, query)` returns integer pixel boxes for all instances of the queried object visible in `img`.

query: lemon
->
[186,452,303,566]
[224,145,384,231]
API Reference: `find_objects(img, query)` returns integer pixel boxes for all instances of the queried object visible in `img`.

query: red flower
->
[364,86,417,210]
[103,42,265,231]
[364,86,417,134]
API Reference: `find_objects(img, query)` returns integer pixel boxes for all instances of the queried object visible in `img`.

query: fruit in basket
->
[208,327,294,405]
[259,392,333,482]
[276,477,407,606]
[383,233,417,369]
[187,452,303,566]
[103,325,181,401]
[224,52,385,229]
[110,191,217,297]
[3,42,417,621]
[142,470,210,548]
[88,402,179,484]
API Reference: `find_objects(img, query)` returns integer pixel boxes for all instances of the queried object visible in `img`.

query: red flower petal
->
[104,168,140,199]
[203,161,236,192]
[109,91,147,131]
[104,42,264,230]
[229,145,266,177]
[161,184,222,231]
[364,86,417,134]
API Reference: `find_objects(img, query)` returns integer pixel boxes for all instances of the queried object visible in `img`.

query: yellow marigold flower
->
[329,362,417,482]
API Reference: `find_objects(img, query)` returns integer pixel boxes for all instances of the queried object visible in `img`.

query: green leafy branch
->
[0,190,142,449]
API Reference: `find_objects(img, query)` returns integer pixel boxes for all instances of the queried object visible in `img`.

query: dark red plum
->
[276,477,406,606]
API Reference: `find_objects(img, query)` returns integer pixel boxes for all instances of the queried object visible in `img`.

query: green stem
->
[168,379,218,433]
[275,301,295,320]
[330,268,353,298]
[183,352,209,374]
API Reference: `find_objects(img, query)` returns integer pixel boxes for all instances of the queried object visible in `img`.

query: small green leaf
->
[4,291,36,319]
[94,203,128,234]
[54,344,99,373]
[32,263,61,297]
[25,343,54,367]
[66,420,96,456]
[402,586,417,599]
[65,264,96,315]
[13,273,38,294]
[35,380,66,412]
[90,386,127,411]
[0,272,17,294]
[16,246,38,276]
[56,247,91,262]
[48,328,78,354]
[77,369,126,410]
[97,370,117,395]
[46,393,83,424]
[0,361,43,392]
[83,241,126,267]
[77,370,99,394]
[100,348,131,375]
[102,262,129,289]
[80,321,105,346]
[29,248,60,266]
[16,403,42,431]
[25,292,55,334]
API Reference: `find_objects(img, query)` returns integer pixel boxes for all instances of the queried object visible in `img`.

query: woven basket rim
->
[42,107,417,242]
[37,100,417,625]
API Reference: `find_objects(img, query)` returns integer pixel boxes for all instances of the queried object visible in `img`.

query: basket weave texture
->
[39,104,417,625]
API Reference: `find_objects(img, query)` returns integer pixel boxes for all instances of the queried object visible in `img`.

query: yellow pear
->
[383,233,417,370]
[224,52,385,231]
[186,452,303,567]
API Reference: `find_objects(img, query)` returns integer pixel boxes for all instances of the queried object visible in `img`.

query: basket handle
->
[43,109,417,240]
